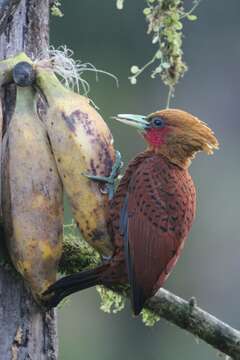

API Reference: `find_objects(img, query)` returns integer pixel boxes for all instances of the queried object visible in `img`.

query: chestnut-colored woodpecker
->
[44,109,219,315]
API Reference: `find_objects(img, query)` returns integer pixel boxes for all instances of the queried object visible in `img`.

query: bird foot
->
[101,255,112,263]
[83,150,123,199]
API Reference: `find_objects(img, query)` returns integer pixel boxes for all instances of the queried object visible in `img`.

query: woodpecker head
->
[115,109,219,168]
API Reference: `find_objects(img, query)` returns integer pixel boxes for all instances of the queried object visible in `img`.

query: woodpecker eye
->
[151,117,165,128]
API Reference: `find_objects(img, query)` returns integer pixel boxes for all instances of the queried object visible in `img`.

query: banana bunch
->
[1,86,63,303]
[35,68,116,256]
[0,53,117,302]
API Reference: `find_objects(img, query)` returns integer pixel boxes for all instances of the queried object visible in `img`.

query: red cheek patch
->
[144,128,170,147]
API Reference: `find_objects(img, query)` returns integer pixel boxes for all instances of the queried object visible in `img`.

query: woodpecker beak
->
[113,114,149,131]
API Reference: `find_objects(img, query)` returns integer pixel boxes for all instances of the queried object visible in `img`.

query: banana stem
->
[35,68,69,102]
[0,52,32,86]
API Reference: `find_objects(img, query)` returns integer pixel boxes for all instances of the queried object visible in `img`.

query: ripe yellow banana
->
[35,68,115,256]
[1,86,63,302]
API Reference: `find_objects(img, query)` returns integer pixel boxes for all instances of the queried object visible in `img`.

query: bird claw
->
[101,254,112,263]
[82,150,123,200]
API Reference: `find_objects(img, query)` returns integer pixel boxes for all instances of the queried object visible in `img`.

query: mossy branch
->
[60,223,240,359]
[146,291,240,359]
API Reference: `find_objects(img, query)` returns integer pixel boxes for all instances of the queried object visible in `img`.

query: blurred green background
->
[51,1,240,359]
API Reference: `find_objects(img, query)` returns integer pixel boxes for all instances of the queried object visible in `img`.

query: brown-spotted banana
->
[1,86,63,302]
[35,68,117,257]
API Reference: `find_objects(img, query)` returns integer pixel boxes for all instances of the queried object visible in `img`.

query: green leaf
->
[155,50,162,59]
[129,76,137,85]
[154,65,163,73]
[175,21,183,30]
[143,8,151,16]
[116,0,124,10]
[152,35,159,44]
[130,65,140,74]
[162,62,171,69]
[187,14,198,21]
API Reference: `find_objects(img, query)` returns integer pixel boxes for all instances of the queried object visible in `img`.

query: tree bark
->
[0,1,58,359]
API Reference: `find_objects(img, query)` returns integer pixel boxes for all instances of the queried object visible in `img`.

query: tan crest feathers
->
[148,108,219,168]
[152,108,219,152]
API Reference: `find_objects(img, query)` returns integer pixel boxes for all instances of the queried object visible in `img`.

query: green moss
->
[60,221,161,326]
[59,221,101,275]
[96,284,160,327]
[60,222,127,314]
[141,308,160,326]
[96,286,126,314]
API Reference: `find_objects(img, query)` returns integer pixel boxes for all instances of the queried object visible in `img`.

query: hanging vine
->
[116,0,201,106]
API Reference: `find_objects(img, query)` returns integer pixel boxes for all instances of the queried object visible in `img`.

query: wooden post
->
[0,1,58,358]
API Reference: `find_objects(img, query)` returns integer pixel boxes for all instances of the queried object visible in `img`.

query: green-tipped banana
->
[36,68,116,256]
[1,86,63,302]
